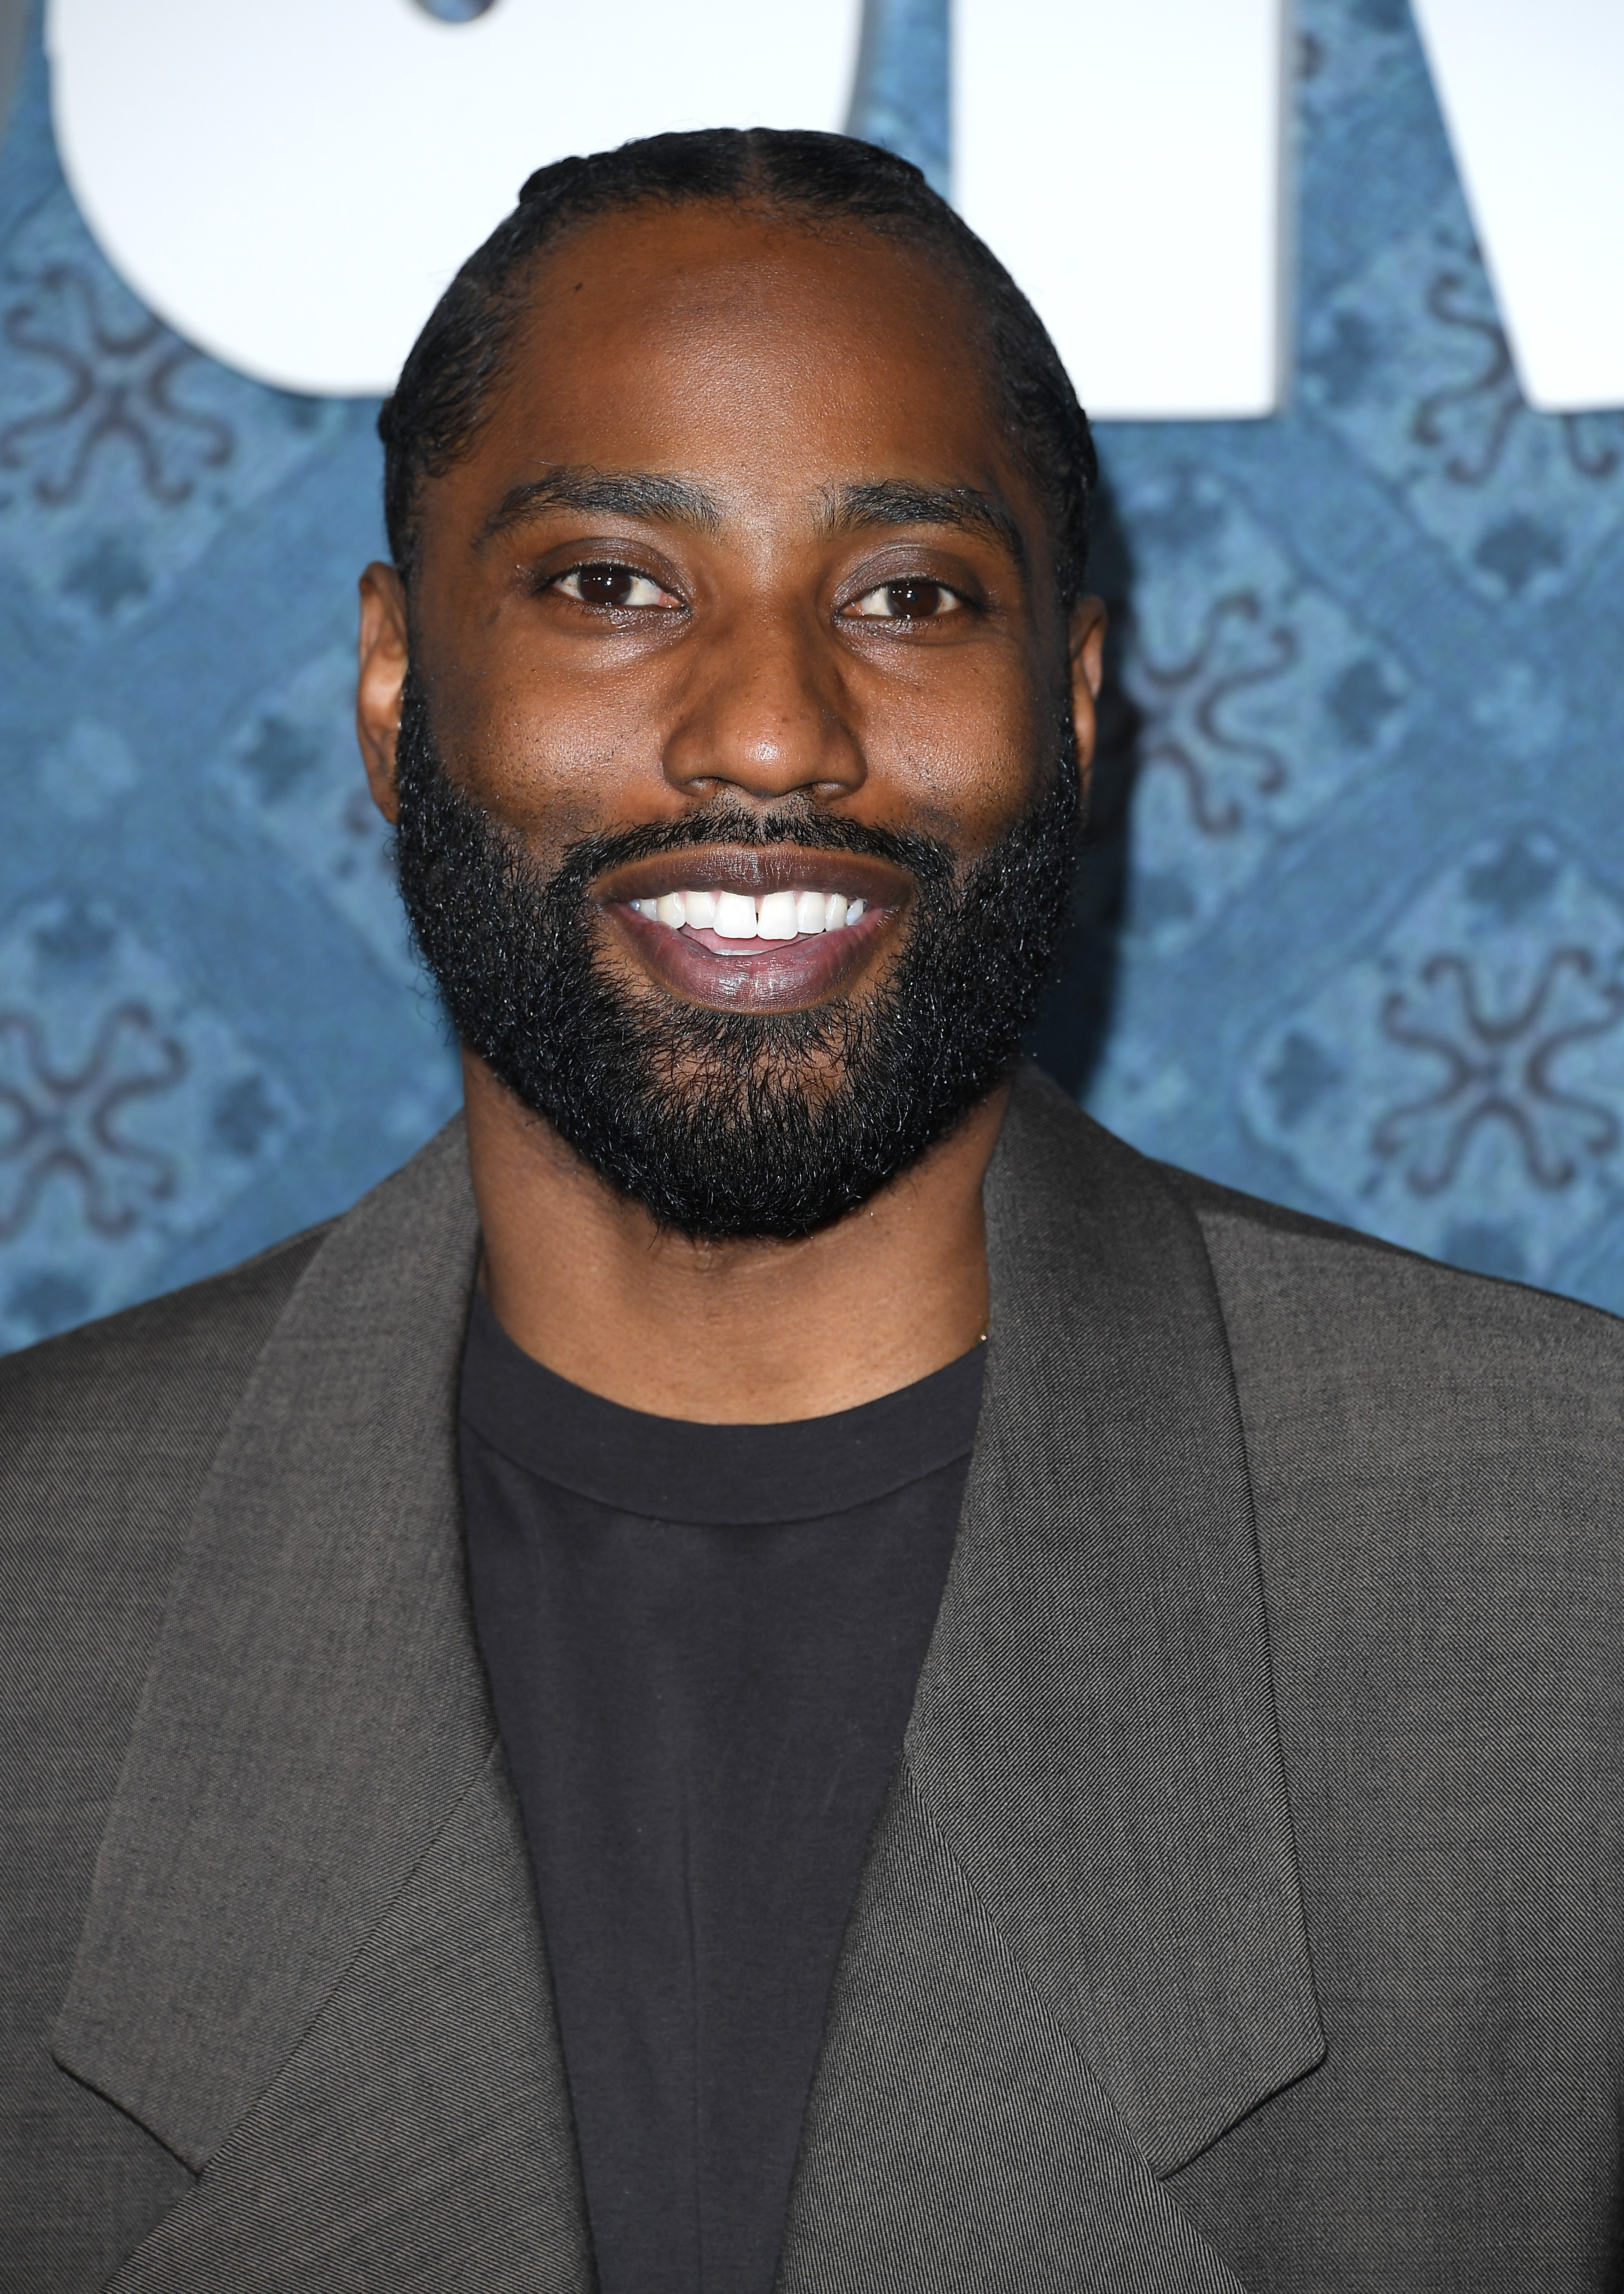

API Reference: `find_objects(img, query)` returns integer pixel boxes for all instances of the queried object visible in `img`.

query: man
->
[3,128,1620,2294]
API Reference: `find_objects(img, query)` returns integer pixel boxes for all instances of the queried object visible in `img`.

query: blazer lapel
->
[52,1120,592,2291]
[778,1768,1247,2294]
[780,1066,1322,2289]
[51,1067,1316,2287]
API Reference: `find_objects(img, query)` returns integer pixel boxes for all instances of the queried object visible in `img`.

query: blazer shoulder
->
[1158,1161,1624,1475]
[0,1110,470,1628]
[0,1219,330,1457]
[1164,1156,1622,1329]
[0,1221,332,1613]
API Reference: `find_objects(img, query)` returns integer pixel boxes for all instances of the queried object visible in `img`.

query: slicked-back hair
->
[377,127,1096,603]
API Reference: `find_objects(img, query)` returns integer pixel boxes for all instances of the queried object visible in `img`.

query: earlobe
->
[357,561,411,824]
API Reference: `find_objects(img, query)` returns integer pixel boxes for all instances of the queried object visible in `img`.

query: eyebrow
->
[478,466,725,546]
[476,465,1027,572]
[822,480,1028,573]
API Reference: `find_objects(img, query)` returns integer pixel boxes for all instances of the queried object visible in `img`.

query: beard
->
[393,673,1081,1241]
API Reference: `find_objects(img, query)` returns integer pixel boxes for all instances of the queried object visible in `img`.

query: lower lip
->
[610,904,892,1011]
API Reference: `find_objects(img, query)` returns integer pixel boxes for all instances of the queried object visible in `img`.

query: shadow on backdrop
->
[1027,474,1141,1100]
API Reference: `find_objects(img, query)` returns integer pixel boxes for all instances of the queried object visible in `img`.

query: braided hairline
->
[378,128,1096,603]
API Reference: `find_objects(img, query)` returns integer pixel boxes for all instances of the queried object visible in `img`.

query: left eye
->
[554,564,678,610]
[847,579,962,621]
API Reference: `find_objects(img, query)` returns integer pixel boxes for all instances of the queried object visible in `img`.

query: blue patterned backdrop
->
[0,0,1620,1350]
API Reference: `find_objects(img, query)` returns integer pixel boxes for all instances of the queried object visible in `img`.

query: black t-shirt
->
[458,1292,982,2294]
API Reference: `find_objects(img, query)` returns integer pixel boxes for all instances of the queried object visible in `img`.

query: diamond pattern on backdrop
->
[0,895,294,1348]
[1113,468,1410,954]
[1079,0,1624,1315]
[1304,200,1624,605]
[0,187,341,630]
[0,0,1619,1344]
[1244,831,1624,1282]
[224,648,419,984]
[0,5,459,1345]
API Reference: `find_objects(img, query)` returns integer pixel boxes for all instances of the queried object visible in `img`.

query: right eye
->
[552,563,680,610]
[845,578,963,621]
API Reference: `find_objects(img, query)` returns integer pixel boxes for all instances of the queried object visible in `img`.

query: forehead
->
[432,202,1025,529]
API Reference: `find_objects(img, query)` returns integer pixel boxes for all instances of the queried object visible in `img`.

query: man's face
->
[359,201,1105,1236]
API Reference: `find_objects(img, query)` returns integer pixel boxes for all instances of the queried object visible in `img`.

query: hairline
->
[391,189,1075,606]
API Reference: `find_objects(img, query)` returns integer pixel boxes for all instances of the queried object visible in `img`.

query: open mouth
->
[597,846,910,1012]
[626,884,868,952]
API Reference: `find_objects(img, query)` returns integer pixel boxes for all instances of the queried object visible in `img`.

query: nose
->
[661,602,864,809]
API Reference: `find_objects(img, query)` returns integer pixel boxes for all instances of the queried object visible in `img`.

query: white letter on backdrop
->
[47,0,863,397]
[1410,0,1624,414]
[953,0,1288,421]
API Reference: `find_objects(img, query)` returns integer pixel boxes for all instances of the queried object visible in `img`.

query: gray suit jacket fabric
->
[3,1064,1620,2292]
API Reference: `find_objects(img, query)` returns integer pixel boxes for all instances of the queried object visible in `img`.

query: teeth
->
[630,887,869,937]
[713,889,760,940]
[757,889,799,940]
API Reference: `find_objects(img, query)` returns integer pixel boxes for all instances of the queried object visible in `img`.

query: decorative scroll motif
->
[1133,593,1297,838]
[0,1003,186,1239]
[1373,950,1623,1194]
[0,899,295,1348]
[223,649,420,985]
[0,0,1619,1342]
[0,191,339,628]
[1082,0,1624,1315]
[0,268,231,508]
[1114,471,1410,954]
[1303,200,1624,603]
[1243,832,1624,1283]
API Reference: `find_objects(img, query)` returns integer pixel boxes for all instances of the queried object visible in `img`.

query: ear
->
[1066,595,1109,808]
[357,561,410,824]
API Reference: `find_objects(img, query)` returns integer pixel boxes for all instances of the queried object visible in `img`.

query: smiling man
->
[4,131,1623,2294]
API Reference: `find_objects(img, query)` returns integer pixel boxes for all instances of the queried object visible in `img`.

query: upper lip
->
[595,845,911,909]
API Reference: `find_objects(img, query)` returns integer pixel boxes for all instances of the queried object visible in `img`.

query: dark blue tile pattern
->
[0,0,1618,1343]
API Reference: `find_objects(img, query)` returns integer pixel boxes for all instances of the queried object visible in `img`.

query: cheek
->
[434,673,668,845]
[413,575,670,827]
[859,674,1051,851]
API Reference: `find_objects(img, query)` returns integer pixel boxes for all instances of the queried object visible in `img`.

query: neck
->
[461,1053,1006,1423]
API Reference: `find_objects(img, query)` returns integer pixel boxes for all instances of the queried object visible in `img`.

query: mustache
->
[489,801,959,905]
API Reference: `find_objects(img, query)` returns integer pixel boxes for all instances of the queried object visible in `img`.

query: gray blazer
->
[4,1065,1621,2292]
